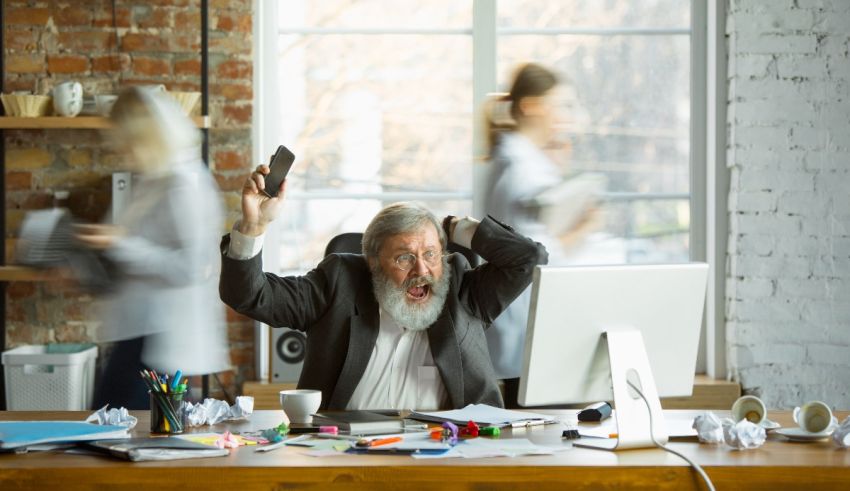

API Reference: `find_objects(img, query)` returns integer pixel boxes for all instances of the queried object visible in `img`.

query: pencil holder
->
[149,390,187,434]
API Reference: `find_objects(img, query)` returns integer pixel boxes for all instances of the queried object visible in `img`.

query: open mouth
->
[406,284,431,302]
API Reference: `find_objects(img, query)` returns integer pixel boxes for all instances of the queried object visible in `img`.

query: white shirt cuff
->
[228,221,265,260]
[451,217,479,249]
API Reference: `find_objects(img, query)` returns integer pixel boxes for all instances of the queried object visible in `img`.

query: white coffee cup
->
[731,395,767,425]
[279,389,322,424]
[793,400,833,433]
[95,94,118,116]
[53,81,83,117]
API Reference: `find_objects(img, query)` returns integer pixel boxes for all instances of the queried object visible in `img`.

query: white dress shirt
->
[346,311,447,410]
[227,217,479,410]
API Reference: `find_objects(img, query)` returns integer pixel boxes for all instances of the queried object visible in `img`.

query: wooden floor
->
[243,375,741,410]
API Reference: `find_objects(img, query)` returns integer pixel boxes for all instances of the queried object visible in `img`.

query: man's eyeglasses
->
[391,250,445,272]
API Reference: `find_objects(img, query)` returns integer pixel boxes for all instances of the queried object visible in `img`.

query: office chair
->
[324,232,364,257]
[324,232,480,267]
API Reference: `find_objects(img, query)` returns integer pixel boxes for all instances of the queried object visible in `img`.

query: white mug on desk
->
[731,395,766,425]
[53,81,83,117]
[279,389,322,424]
[793,401,834,433]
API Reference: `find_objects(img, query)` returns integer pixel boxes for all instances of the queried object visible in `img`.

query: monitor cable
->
[626,380,716,491]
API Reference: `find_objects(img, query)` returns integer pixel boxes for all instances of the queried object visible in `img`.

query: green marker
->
[480,426,500,437]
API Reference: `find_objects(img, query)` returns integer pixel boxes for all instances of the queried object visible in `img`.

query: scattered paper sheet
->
[578,411,698,439]
[411,438,570,459]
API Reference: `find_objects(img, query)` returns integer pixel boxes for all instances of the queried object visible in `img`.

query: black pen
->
[289,426,339,435]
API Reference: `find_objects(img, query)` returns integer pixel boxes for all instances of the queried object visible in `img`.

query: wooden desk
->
[1,410,848,490]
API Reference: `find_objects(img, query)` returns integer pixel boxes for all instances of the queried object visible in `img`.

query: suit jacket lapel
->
[327,281,380,410]
[428,308,464,408]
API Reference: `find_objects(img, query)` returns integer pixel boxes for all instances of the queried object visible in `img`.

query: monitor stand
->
[575,329,668,451]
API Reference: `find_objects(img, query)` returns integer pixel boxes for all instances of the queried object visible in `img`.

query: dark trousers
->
[92,337,151,410]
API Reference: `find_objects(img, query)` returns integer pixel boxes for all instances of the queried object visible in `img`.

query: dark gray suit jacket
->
[219,216,548,410]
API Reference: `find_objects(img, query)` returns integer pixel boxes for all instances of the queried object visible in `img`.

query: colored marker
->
[171,370,182,390]
[357,436,402,448]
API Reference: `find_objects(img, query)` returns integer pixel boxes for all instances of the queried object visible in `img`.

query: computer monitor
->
[518,263,708,450]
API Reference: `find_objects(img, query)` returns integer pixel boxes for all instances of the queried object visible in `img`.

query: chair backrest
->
[323,232,363,257]
[324,232,479,267]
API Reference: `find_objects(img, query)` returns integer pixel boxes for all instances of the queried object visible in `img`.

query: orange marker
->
[361,436,402,448]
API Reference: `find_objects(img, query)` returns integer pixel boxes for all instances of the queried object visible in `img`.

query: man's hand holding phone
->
[239,145,296,237]
[240,164,285,237]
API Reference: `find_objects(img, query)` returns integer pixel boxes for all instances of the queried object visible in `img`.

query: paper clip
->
[562,428,580,439]
[430,421,459,445]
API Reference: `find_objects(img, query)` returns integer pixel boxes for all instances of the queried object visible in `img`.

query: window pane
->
[497,34,690,263]
[273,199,473,273]
[499,35,690,194]
[279,0,472,30]
[497,0,690,29]
[598,199,690,263]
[277,34,473,194]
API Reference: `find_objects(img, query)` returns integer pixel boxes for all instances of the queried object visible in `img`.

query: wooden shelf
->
[0,116,210,129]
[661,374,742,410]
[242,381,298,410]
[0,266,57,282]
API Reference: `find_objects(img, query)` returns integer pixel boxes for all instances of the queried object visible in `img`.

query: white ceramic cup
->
[94,94,118,116]
[52,81,83,117]
[279,389,322,424]
[793,401,833,433]
[731,395,767,424]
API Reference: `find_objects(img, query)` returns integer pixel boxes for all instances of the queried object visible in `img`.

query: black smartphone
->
[262,145,296,198]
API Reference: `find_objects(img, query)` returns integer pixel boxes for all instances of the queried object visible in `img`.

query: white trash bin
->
[2,344,98,410]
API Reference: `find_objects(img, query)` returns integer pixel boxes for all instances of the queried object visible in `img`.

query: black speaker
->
[270,328,306,383]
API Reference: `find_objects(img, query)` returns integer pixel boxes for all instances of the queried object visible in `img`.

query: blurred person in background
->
[483,62,604,407]
[77,87,229,409]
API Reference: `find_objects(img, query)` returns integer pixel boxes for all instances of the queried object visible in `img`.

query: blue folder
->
[0,421,129,450]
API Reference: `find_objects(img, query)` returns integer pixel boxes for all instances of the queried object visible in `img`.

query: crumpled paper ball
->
[833,416,850,449]
[722,418,766,449]
[185,396,254,426]
[85,405,138,430]
[693,411,724,444]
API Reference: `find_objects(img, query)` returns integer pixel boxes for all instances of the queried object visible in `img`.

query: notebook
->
[86,437,229,462]
[311,411,404,433]
[408,404,555,427]
[0,421,129,450]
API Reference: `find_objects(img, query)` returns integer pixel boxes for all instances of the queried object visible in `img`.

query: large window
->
[260,0,695,274]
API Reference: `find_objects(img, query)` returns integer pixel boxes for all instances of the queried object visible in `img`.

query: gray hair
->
[362,202,447,259]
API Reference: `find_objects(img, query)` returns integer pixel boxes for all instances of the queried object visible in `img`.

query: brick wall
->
[3,0,256,401]
[727,0,850,408]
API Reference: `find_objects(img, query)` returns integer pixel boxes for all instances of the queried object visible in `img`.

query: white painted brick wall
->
[727,0,850,409]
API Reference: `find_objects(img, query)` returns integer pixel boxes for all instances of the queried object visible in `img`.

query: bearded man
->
[219,165,548,410]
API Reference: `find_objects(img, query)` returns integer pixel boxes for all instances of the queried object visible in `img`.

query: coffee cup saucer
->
[759,418,781,430]
[774,427,834,442]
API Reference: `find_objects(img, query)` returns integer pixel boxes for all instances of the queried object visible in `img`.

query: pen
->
[578,432,618,439]
[255,439,288,453]
[510,419,546,428]
[357,436,402,448]
[312,433,364,442]
[289,426,339,435]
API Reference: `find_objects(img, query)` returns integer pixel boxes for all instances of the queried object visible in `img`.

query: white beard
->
[371,260,452,331]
